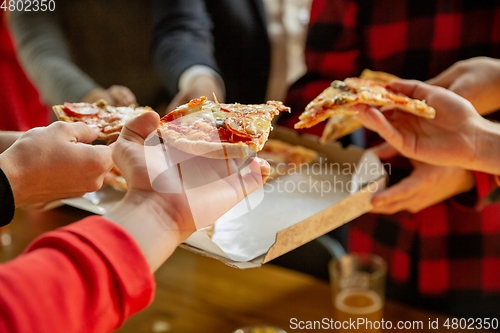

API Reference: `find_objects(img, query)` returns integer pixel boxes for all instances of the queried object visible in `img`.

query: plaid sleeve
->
[278,0,362,135]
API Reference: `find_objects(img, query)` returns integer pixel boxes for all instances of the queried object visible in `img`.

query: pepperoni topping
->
[62,103,100,117]
[161,112,176,122]
[188,96,208,107]
[217,127,233,142]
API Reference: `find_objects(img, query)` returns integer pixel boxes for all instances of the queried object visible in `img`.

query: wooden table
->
[0,206,492,333]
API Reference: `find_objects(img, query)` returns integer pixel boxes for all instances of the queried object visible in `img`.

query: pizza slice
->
[53,100,152,141]
[103,165,127,191]
[319,70,401,143]
[257,139,318,179]
[295,77,436,129]
[320,114,363,144]
[157,96,290,159]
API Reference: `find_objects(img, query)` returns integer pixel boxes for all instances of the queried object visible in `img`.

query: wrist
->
[105,190,193,271]
[470,117,500,175]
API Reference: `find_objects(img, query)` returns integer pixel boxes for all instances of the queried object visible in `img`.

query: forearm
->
[9,10,99,105]
[105,191,188,272]
[0,217,154,332]
[0,132,22,153]
[470,118,500,175]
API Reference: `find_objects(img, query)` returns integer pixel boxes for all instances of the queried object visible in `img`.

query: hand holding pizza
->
[0,122,114,207]
[354,79,500,175]
[427,57,500,116]
[105,111,270,271]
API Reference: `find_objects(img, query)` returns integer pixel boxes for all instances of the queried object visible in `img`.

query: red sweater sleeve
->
[0,216,155,333]
[473,171,498,199]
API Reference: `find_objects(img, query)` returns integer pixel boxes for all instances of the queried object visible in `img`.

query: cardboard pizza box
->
[50,126,387,269]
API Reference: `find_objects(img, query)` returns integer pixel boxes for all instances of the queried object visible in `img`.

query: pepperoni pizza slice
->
[157,96,290,159]
[295,77,436,130]
[53,100,152,141]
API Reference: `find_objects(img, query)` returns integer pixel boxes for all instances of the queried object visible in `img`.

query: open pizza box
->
[45,126,387,269]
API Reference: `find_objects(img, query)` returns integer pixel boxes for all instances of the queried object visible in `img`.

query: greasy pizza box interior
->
[180,126,387,269]
[51,126,386,269]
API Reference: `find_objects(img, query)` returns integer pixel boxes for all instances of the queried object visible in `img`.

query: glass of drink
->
[329,253,387,332]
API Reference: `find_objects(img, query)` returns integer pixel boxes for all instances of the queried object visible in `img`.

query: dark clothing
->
[152,0,271,104]
[0,168,14,227]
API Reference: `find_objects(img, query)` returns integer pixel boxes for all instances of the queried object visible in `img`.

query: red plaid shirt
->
[279,0,500,319]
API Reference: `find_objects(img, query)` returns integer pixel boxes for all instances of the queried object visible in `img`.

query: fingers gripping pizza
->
[320,70,400,143]
[53,100,152,141]
[295,77,436,130]
[53,96,290,191]
[157,96,290,159]
[53,100,150,191]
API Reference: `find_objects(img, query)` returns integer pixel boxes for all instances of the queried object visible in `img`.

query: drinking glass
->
[329,253,387,332]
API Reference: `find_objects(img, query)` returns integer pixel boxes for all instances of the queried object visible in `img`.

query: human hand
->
[107,85,137,106]
[427,57,500,115]
[353,79,500,173]
[105,112,270,270]
[369,143,474,214]
[80,86,137,106]
[0,122,113,207]
[167,75,224,112]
